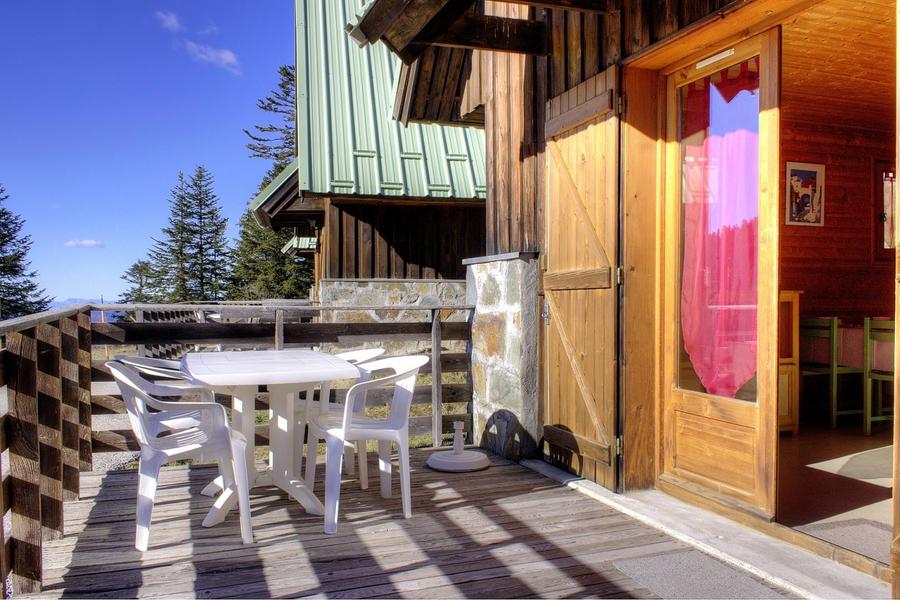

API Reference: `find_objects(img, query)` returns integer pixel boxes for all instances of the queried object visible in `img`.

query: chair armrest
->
[141,380,215,405]
[143,396,229,431]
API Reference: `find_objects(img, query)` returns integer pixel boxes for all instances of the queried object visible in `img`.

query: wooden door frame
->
[656,30,781,517]
[892,1,900,593]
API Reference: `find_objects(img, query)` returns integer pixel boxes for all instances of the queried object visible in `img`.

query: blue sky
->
[0,1,294,301]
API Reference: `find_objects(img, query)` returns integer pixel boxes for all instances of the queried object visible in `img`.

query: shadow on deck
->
[41,450,686,598]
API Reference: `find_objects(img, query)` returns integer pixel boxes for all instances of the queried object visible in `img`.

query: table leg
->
[269,384,324,515]
[230,385,260,482]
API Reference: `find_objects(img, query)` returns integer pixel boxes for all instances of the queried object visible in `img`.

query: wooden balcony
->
[0,301,473,594]
[42,452,694,598]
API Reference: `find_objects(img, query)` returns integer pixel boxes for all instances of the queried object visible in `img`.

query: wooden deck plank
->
[38,450,779,599]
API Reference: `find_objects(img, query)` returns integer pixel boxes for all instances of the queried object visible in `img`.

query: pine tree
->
[244,64,297,169]
[185,166,230,301]
[231,65,313,300]
[146,173,193,302]
[142,169,231,303]
[230,208,312,300]
[118,259,154,303]
[0,184,51,318]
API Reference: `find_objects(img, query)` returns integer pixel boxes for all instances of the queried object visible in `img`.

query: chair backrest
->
[800,317,839,363]
[864,318,895,373]
[335,348,386,365]
[106,361,161,448]
[344,355,430,430]
[113,355,184,380]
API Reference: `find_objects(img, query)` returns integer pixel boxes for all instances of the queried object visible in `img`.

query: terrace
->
[0,301,807,598]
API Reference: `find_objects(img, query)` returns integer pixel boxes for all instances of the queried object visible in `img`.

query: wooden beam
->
[489,0,611,13]
[412,13,548,56]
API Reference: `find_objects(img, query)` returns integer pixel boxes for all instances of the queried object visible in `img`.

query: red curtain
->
[680,60,760,398]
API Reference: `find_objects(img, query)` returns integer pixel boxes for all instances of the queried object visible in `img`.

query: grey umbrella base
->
[426,421,491,472]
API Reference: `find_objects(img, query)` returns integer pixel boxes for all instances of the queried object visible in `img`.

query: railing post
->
[0,344,12,597]
[77,311,92,473]
[134,309,145,358]
[36,322,63,542]
[431,309,442,447]
[5,328,43,593]
[60,316,82,501]
[275,309,285,350]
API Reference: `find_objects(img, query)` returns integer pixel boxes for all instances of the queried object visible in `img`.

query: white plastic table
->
[181,350,360,518]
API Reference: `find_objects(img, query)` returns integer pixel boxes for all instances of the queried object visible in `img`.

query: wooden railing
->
[0,301,472,594]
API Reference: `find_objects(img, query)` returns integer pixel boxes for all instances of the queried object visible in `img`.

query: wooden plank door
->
[542,67,619,490]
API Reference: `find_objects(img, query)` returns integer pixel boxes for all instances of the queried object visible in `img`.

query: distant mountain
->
[49,298,102,308]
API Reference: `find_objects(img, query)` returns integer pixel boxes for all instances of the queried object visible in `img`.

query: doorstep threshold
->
[521,459,889,600]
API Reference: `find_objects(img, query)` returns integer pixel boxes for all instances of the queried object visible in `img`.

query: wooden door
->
[659,32,781,516]
[542,67,619,490]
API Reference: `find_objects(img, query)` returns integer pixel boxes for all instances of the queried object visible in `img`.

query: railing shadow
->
[47,449,669,598]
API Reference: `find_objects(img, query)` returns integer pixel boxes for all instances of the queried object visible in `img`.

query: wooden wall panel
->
[483,1,545,255]
[780,1,896,320]
[325,202,485,280]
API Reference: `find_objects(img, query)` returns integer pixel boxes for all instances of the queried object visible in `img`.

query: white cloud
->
[154,10,183,32]
[185,40,241,75]
[64,239,105,248]
[197,24,220,36]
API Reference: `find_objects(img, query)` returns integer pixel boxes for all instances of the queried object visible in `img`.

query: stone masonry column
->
[464,253,540,461]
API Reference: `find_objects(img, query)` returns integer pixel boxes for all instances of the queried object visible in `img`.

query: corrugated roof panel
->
[296,0,486,200]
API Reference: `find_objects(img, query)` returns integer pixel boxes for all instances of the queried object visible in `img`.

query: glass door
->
[660,31,781,516]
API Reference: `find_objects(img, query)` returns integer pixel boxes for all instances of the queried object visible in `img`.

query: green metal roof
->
[295,0,486,200]
[249,159,298,215]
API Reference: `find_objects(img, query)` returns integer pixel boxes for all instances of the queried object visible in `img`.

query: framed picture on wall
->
[785,162,825,226]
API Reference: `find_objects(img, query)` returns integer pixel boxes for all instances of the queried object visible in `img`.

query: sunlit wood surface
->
[39,451,713,598]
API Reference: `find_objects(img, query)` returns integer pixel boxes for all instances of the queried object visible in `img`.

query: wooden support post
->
[36,322,63,542]
[431,309,443,447]
[59,316,81,501]
[135,309,145,357]
[275,309,285,350]
[77,312,92,473]
[0,348,12,598]
[5,328,43,593]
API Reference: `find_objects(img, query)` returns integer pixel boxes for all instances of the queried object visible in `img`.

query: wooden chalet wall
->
[323,201,485,279]
[779,1,896,320]
[482,0,735,255]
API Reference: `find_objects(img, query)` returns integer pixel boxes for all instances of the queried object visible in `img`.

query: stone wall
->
[466,254,540,461]
[317,278,468,354]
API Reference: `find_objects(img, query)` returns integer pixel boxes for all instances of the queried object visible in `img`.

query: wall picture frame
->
[785,162,825,226]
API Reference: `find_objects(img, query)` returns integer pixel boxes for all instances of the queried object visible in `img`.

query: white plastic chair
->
[305,355,429,534]
[106,362,254,551]
[113,355,186,381]
[297,348,385,486]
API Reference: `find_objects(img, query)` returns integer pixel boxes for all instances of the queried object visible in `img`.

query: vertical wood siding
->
[324,202,486,279]
[483,0,736,255]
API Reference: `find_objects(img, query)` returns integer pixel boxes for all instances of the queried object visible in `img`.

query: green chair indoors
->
[863,318,895,436]
[800,317,863,428]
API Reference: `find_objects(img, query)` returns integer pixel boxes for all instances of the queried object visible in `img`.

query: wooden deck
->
[41,451,745,598]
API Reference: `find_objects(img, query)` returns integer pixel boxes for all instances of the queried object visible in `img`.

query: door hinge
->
[616,94,626,116]
[542,297,551,325]
[615,266,624,286]
[615,436,623,457]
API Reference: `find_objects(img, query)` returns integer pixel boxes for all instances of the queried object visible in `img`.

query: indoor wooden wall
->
[323,201,486,280]
[780,0,896,320]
